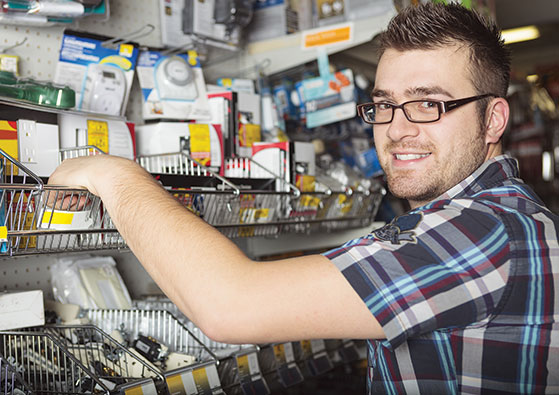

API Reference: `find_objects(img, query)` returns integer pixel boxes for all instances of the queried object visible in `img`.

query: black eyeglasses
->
[357,94,498,125]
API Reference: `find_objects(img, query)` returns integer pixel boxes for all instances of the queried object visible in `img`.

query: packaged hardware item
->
[135,122,224,175]
[299,68,356,128]
[58,113,135,159]
[54,31,139,117]
[51,255,132,309]
[247,0,313,42]
[136,49,211,121]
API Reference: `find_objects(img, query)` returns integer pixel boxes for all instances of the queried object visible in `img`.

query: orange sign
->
[303,24,353,49]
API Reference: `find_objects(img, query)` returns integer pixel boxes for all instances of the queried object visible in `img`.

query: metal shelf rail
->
[0,146,383,256]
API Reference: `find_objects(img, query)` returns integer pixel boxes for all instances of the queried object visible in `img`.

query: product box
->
[247,0,313,42]
[0,290,45,330]
[207,90,237,159]
[251,141,292,192]
[237,92,262,157]
[159,0,240,47]
[135,122,224,175]
[54,31,139,117]
[0,119,60,177]
[300,69,356,128]
[136,49,211,121]
[58,113,135,159]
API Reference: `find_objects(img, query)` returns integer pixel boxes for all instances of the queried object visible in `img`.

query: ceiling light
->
[501,25,540,44]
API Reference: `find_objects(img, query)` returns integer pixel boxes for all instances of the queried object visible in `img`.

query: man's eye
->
[376,103,392,111]
[420,101,437,109]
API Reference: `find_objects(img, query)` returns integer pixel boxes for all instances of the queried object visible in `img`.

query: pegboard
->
[0,250,163,300]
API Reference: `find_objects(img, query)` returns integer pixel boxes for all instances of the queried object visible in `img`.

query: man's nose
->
[386,108,421,141]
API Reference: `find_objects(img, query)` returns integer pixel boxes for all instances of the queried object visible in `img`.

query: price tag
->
[302,23,353,50]
[272,343,304,388]
[235,351,270,395]
[165,363,223,395]
[123,379,158,395]
[87,119,109,153]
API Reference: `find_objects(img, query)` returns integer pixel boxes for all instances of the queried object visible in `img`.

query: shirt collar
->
[437,154,519,201]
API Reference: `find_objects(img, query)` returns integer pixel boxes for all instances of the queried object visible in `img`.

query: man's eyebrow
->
[405,86,454,98]
[370,89,393,100]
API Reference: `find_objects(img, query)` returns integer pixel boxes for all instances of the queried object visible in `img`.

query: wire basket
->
[20,325,165,394]
[138,152,385,238]
[132,298,267,394]
[0,330,114,394]
[0,354,31,395]
[0,148,125,256]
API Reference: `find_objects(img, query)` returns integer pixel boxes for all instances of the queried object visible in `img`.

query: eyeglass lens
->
[365,101,441,124]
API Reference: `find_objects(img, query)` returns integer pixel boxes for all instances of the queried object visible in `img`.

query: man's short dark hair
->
[378,3,511,100]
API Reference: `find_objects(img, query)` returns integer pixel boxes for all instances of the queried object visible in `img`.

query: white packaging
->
[136,50,211,121]
[15,119,60,177]
[135,122,223,174]
[51,256,132,310]
[58,113,134,159]
[0,290,45,330]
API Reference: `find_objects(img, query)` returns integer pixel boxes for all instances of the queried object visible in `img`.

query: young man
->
[49,3,559,393]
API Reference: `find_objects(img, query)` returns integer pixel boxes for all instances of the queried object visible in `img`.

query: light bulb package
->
[53,31,139,117]
[136,49,211,121]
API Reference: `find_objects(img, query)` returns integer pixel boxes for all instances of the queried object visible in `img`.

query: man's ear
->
[485,98,509,144]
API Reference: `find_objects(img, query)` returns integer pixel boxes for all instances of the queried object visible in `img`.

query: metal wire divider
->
[0,330,113,394]
[0,354,31,395]
[20,325,165,394]
[0,148,126,256]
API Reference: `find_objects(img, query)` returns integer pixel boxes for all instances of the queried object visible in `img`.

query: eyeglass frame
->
[356,93,498,125]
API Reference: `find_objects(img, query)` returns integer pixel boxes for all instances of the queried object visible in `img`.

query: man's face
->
[373,45,489,208]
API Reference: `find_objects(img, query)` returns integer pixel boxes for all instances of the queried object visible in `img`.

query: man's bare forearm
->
[49,156,254,328]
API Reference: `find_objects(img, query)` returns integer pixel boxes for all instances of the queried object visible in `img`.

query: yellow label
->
[300,340,312,358]
[0,54,19,74]
[189,124,211,166]
[124,386,144,395]
[192,367,210,390]
[187,50,198,66]
[0,226,7,241]
[119,44,134,58]
[296,175,316,192]
[239,124,261,147]
[253,208,269,221]
[0,120,18,175]
[303,25,352,48]
[338,194,353,214]
[273,344,286,364]
[237,354,250,377]
[165,374,186,394]
[300,195,321,209]
[87,120,109,153]
[220,78,232,87]
[41,211,74,225]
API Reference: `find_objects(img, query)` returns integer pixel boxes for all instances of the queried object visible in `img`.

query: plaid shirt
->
[325,155,559,394]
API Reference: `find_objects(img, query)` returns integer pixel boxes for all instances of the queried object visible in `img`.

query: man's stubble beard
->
[381,127,487,205]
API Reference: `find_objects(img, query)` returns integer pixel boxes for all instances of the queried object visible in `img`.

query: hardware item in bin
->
[133,335,169,364]
[0,354,31,395]
[0,290,45,330]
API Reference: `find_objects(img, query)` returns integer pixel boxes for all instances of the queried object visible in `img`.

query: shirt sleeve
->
[323,198,512,349]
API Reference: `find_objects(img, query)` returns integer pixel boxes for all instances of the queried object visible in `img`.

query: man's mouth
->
[394,153,431,161]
